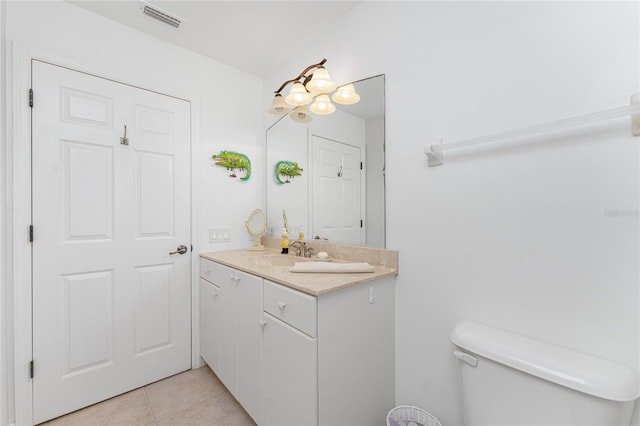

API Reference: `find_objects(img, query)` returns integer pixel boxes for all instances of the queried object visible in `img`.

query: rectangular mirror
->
[266,74,385,247]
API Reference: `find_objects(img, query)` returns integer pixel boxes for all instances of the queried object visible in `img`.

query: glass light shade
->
[267,94,292,114]
[331,84,360,105]
[305,67,337,94]
[284,82,312,106]
[289,105,312,123]
[309,94,336,115]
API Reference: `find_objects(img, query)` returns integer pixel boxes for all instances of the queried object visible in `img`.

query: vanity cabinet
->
[200,255,395,426]
[262,277,395,426]
[199,258,262,424]
[262,281,318,426]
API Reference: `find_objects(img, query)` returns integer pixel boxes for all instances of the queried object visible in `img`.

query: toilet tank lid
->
[451,320,640,402]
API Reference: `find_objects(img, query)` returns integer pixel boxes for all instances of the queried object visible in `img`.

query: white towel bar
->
[425,93,640,167]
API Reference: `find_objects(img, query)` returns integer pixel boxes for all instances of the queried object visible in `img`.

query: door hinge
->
[360,161,363,170]
[29,360,34,379]
[29,225,34,243]
[360,220,363,228]
[29,89,33,108]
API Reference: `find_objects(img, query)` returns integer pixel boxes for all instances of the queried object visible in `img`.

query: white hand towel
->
[289,262,374,273]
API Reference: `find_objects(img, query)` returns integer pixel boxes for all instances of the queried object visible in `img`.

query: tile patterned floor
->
[41,366,256,426]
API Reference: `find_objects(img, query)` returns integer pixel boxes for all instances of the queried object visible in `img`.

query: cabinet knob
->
[259,320,267,328]
[277,301,287,310]
[212,291,219,298]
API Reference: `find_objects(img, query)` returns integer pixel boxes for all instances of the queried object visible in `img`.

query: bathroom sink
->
[247,254,311,267]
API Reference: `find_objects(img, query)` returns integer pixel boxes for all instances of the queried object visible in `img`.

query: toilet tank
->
[451,320,639,426]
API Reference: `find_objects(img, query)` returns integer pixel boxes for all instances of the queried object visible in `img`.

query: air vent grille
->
[142,4,181,28]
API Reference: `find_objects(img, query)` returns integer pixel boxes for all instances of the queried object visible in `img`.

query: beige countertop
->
[200,248,398,296]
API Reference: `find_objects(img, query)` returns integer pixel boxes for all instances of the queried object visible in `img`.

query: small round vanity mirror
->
[245,208,268,251]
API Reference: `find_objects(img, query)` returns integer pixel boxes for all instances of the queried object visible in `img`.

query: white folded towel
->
[289,262,374,273]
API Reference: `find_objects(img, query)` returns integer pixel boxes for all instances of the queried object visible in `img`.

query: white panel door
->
[31,60,191,423]
[311,136,362,244]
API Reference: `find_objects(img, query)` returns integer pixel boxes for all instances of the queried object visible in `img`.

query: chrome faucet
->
[288,240,314,257]
[288,240,304,257]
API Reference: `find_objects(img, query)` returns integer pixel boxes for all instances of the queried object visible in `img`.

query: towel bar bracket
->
[424,138,443,167]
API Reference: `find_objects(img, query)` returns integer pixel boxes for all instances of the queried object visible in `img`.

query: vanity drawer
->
[264,280,317,338]
[200,258,224,284]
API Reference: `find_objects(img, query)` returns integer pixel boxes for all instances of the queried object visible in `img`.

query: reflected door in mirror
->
[312,136,362,244]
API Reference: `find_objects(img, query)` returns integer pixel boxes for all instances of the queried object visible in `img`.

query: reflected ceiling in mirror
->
[266,74,385,248]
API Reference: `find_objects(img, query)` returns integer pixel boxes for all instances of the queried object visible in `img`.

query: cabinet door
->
[214,263,263,418]
[237,271,263,424]
[199,279,220,369]
[216,269,239,396]
[262,313,317,426]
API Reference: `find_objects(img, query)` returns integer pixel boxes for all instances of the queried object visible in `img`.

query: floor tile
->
[45,388,155,426]
[145,366,228,421]
[158,390,256,426]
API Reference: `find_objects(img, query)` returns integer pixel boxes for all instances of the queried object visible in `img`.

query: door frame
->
[9,45,202,426]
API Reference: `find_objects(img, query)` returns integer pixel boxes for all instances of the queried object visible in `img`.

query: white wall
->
[3,1,261,423]
[264,2,640,424]
[0,1,7,425]
[366,115,385,248]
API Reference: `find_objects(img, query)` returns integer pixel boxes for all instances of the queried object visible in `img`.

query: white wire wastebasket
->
[386,405,442,426]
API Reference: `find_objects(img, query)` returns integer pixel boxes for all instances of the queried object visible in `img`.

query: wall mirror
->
[266,74,385,248]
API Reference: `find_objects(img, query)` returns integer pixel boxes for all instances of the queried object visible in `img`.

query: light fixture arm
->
[273,58,327,94]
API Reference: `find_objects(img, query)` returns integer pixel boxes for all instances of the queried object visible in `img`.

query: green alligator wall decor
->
[212,150,251,181]
[275,160,303,184]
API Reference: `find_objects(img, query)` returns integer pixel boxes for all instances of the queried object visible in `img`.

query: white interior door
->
[311,135,362,244]
[31,60,191,423]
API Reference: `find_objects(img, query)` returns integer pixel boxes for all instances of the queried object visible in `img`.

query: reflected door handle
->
[169,245,188,255]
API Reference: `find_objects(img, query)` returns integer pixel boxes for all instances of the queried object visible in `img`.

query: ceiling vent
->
[140,1,182,28]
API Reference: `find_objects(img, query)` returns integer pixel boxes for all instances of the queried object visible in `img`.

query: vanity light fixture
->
[332,83,360,105]
[267,94,291,115]
[268,58,360,122]
[285,82,313,106]
[310,94,336,115]
[289,105,312,123]
[305,66,337,94]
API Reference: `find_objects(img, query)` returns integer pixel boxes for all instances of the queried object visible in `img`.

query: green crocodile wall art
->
[212,150,251,181]
[275,160,303,184]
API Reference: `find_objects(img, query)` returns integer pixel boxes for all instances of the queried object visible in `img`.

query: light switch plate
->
[209,228,230,243]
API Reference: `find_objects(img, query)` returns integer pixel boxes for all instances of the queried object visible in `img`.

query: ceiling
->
[67,1,360,76]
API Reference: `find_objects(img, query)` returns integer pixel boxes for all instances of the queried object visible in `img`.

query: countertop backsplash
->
[261,236,398,271]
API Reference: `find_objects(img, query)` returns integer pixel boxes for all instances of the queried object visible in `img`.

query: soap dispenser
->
[281,229,289,254]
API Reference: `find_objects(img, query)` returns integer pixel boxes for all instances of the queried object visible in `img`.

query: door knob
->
[169,245,188,255]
